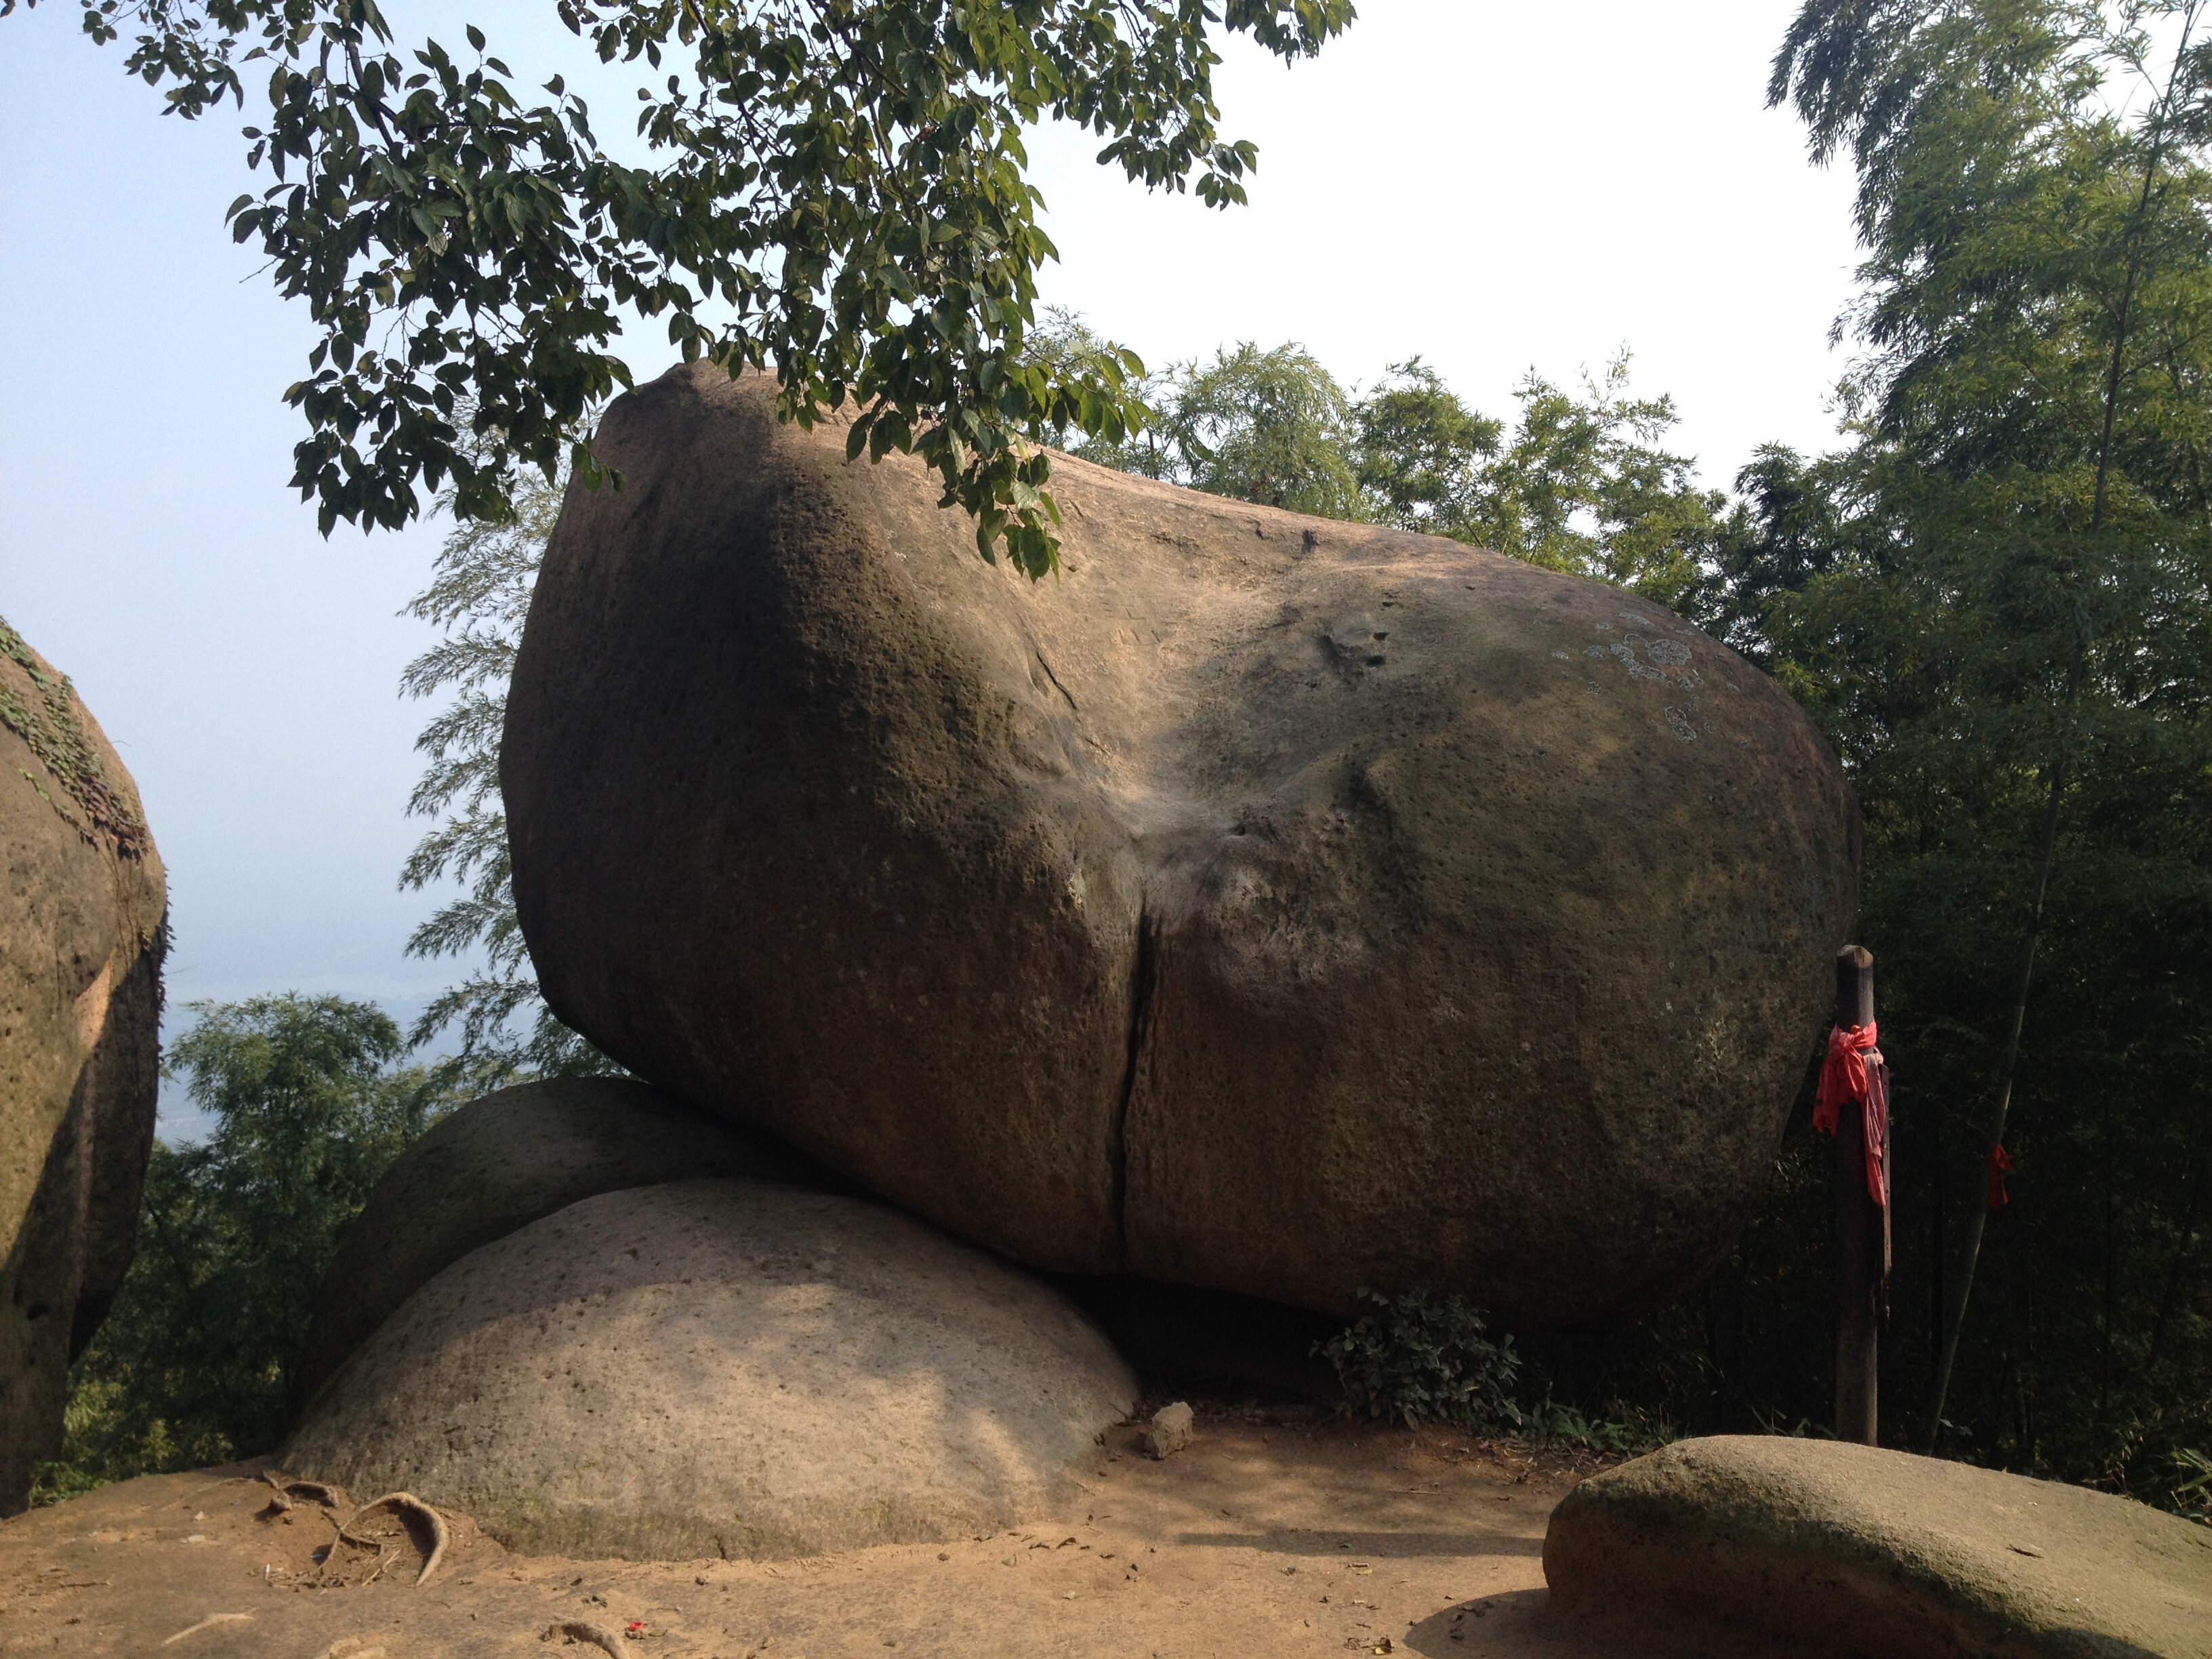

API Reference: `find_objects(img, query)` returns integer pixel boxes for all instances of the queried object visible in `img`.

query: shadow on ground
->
[1176,1528,1545,1559]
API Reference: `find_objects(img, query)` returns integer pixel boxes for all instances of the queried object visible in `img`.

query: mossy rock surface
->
[294,1077,840,1409]
[1543,1435,2212,1658]
[1,621,165,1515]
[0,617,148,854]
[286,1179,1139,1559]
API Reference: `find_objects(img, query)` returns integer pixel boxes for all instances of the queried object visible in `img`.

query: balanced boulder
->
[504,365,1859,1324]
[293,1076,841,1409]
[1543,1435,2212,1658]
[1,618,165,1515]
[285,1179,1139,1559]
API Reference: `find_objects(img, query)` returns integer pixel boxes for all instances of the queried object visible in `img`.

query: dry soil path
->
[0,1413,1672,1659]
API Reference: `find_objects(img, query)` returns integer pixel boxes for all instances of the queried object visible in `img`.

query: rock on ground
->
[1146,1402,1195,1460]
[0,619,165,1515]
[285,1179,1138,1559]
[1543,1434,2212,1658]
[503,365,1859,1326]
[294,1076,840,1409]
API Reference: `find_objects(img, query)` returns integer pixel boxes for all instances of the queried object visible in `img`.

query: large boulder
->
[504,365,1859,1324]
[1,619,165,1515]
[285,1179,1139,1559]
[293,1076,842,1410]
[1543,1435,2212,1658]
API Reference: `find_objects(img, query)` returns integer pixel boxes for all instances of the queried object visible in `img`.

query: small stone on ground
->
[1147,1401,1195,1460]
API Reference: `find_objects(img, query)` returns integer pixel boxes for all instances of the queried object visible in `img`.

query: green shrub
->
[1522,1401,1676,1456]
[1316,1288,1522,1429]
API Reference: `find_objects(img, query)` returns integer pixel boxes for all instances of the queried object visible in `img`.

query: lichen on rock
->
[0,615,147,852]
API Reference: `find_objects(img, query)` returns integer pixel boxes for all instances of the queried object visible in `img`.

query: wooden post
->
[1834,945,1882,1446]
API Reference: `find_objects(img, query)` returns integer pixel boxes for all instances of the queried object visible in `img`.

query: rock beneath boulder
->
[1,619,165,1515]
[1146,1402,1194,1460]
[294,1076,837,1410]
[504,365,1859,1324]
[285,1179,1137,1559]
[1543,1435,2212,1658]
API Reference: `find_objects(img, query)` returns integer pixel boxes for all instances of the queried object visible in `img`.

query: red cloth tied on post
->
[1988,1143,2013,1208]
[1814,1021,1890,1212]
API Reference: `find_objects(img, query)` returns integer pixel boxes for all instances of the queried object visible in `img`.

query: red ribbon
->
[1814,1022,1878,1134]
[1814,1021,1889,1208]
[1988,1143,2013,1208]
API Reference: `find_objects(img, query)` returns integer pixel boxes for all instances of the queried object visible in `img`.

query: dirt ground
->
[0,1408,1653,1659]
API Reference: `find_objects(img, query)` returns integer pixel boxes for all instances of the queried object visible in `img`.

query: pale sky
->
[0,1,1861,1136]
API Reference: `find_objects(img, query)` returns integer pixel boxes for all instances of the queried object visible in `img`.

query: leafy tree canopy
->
[1162,340,1364,516]
[39,996,455,1497]
[1349,354,1501,534]
[3,0,1353,574]
[1040,329,1729,610]
[1698,0,2212,1486]
[401,459,617,1085]
[1445,358,1725,607]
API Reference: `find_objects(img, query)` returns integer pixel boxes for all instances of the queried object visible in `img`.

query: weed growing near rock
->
[1317,1289,1522,1431]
